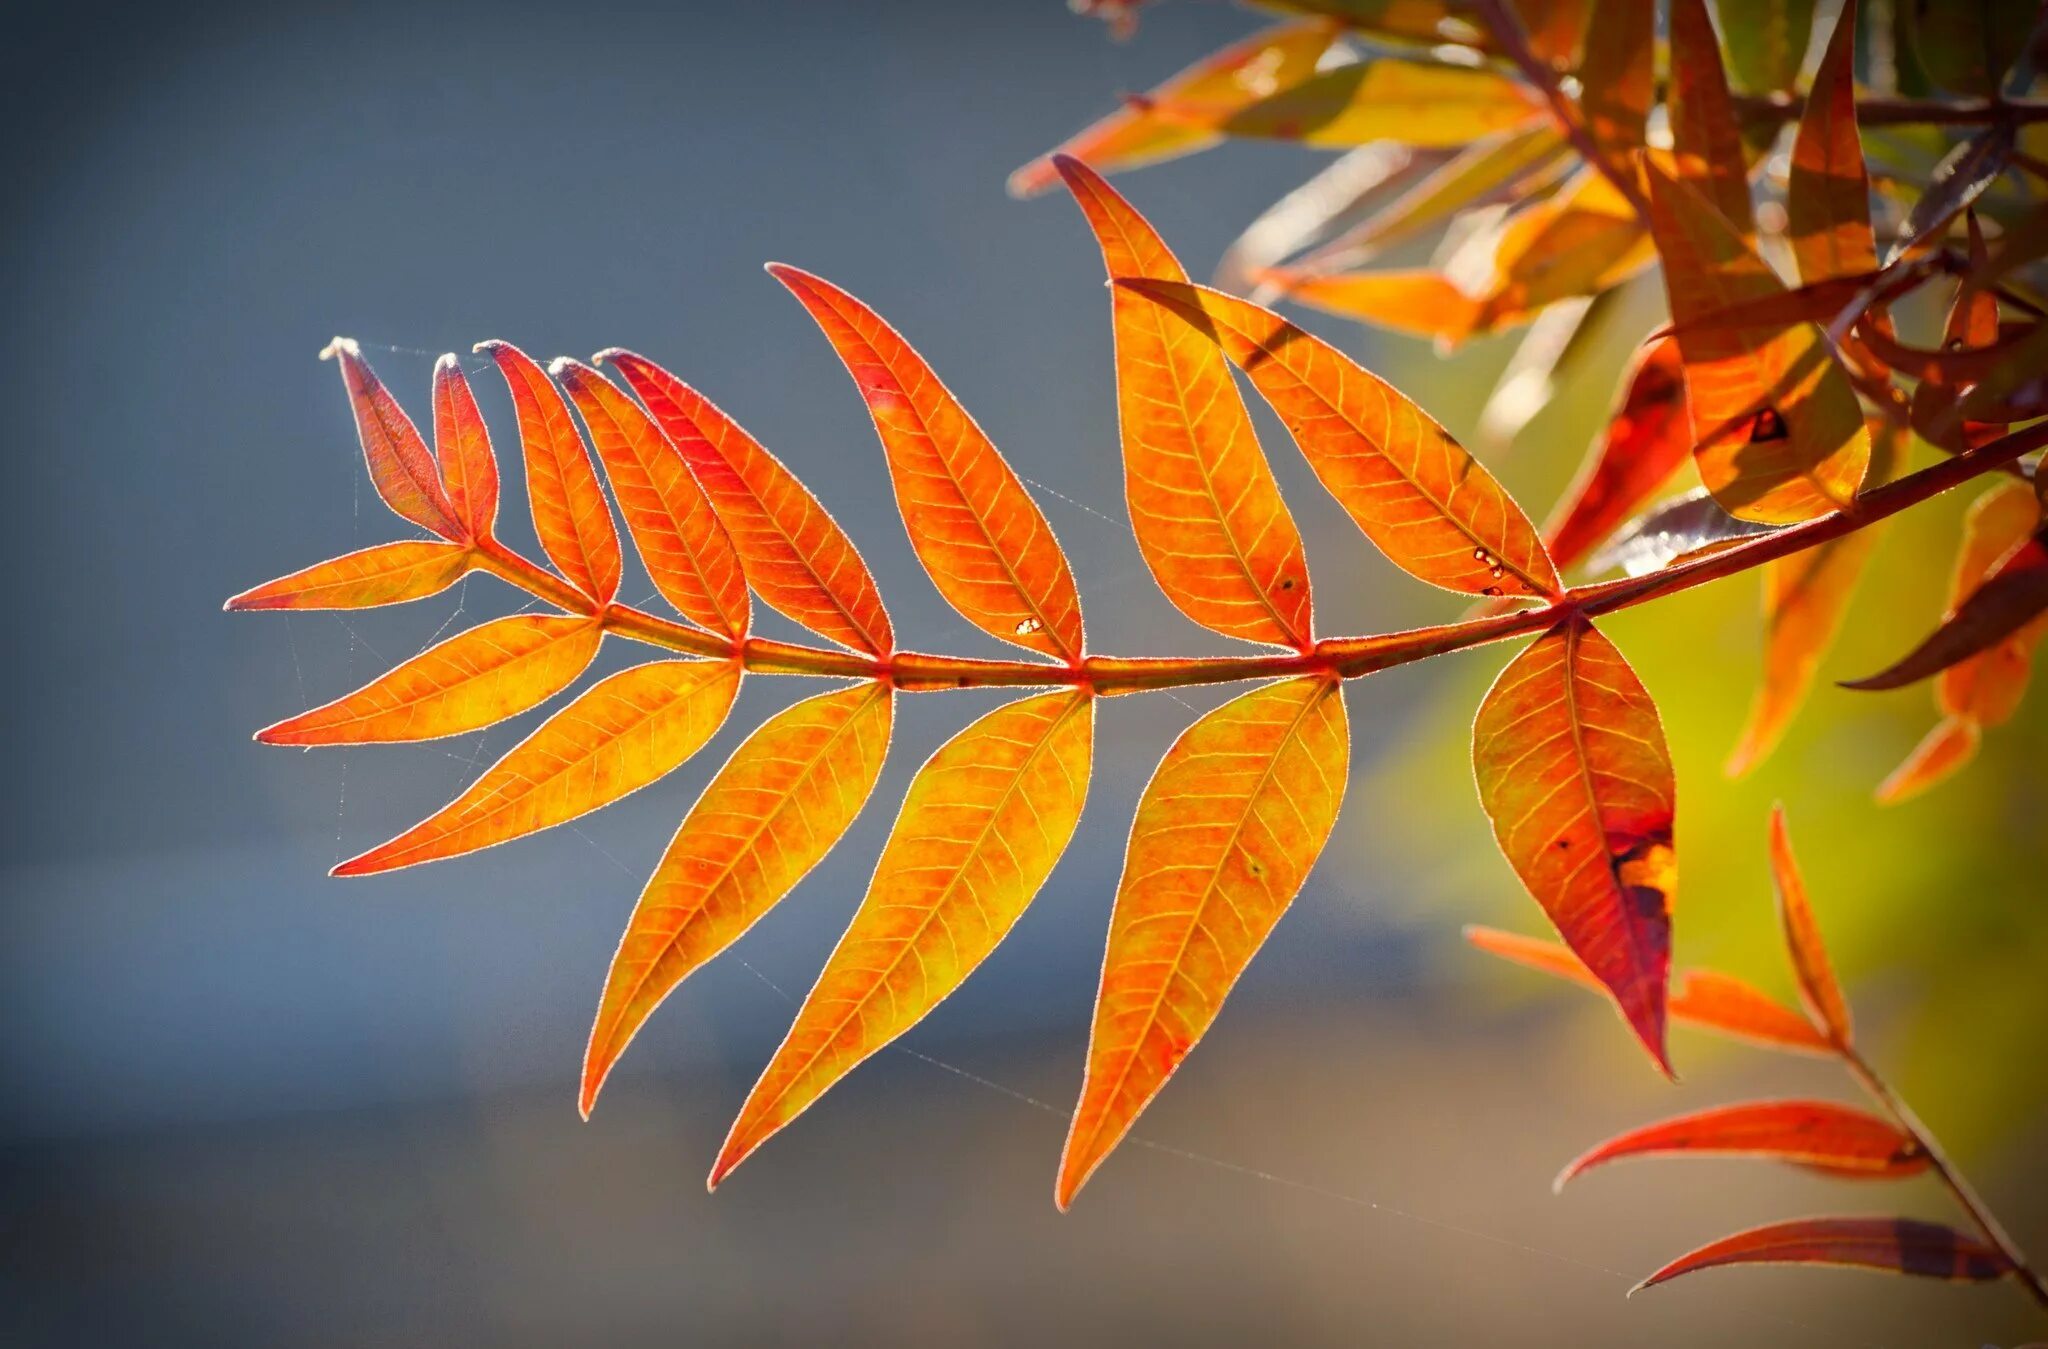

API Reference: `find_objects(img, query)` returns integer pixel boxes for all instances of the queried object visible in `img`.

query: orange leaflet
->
[1120,279,1561,598]
[554,358,749,641]
[1059,676,1348,1208]
[769,264,1085,663]
[1248,267,1484,343]
[581,681,894,1117]
[1633,1217,2011,1293]
[477,340,622,607]
[319,337,462,540]
[1667,0,1755,240]
[1578,0,1652,158]
[332,659,742,876]
[224,540,472,611]
[1726,423,1901,777]
[1463,926,1833,1054]
[1644,160,1870,524]
[1788,0,1877,287]
[1472,615,1676,1073]
[1006,19,1339,198]
[1054,156,1313,650]
[1220,59,1542,149]
[1542,338,1690,572]
[255,614,602,747]
[431,354,500,541]
[712,690,1094,1187]
[1555,1100,1924,1190]
[1767,806,1853,1045]
[599,350,893,657]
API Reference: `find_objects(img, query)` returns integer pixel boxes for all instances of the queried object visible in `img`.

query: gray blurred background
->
[3,2,2043,1345]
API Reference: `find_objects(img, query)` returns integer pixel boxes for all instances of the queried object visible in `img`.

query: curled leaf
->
[1059,676,1348,1208]
[1634,1217,2011,1292]
[1844,532,2048,691]
[1055,156,1313,650]
[333,659,742,876]
[1587,488,1778,579]
[770,265,1085,664]
[255,614,602,747]
[1644,160,1870,523]
[1121,278,1561,598]
[476,340,623,607]
[582,681,894,1116]
[712,690,1094,1187]
[1557,1100,1923,1189]
[1472,616,1675,1072]
[224,540,472,612]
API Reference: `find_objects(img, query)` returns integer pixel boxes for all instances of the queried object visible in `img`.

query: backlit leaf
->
[1667,0,1756,239]
[224,540,472,612]
[581,681,894,1116]
[1788,0,1877,287]
[1214,143,1419,294]
[1725,423,1900,776]
[1556,1100,1922,1189]
[1220,59,1541,148]
[477,340,623,607]
[431,353,500,541]
[1473,171,1656,331]
[1249,266,1485,342]
[333,659,742,876]
[319,337,462,540]
[554,358,749,640]
[600,349,894,656]
[1845,531,2048,691]
[1644,160,1870,523]
[1121,278,1562,598]
[712,690,1095,1187]
[1576,0,1654,158]
[1463,925,1833,1053]
[1055,156,1313,650]
[1634,1218,2011,1292]
[1058,676,1348,1208]
[255,614,602,747]
[1006,18,1341,197]
[1249,0,1463,47]
[1542,337,1691,572]
[769,264,1085,663]
[1472,615,1675,1072]
[1767,805,1852,1045]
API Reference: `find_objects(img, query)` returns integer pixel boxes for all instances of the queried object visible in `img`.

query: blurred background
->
[1,1,2043,1344]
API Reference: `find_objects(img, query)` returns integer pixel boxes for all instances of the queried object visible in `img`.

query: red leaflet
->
[1787,0,1877,288]
[1634,1217,2011,1292]
[1767,807,1853,1046]
[1556,1100,1924,1189]
[477,340,623,607]
[553,358,750,641]
[431,354,500,541]
[1541,338,1690,572]
[769,264,1085,663]
[1054,156,1313,650]
[1472,617,1676,1072]
[598,350,894,657]
[224,540,472,612]
[1576,0,1653,160]
[1843,534,2048,691]
[1120,278,1561,599]
[320,338,463,540]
